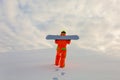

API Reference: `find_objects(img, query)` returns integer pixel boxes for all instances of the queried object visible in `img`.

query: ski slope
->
[0,48,120,80]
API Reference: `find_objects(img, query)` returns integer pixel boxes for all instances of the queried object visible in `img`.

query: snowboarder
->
[55,31,71,68]
[46,31,79,68]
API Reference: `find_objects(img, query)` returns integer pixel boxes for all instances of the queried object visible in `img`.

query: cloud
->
[0,0,120,57]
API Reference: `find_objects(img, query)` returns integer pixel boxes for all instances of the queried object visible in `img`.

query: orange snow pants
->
[55,49,66,68]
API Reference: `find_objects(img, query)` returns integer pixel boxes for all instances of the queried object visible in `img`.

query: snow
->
[0,48,120,80]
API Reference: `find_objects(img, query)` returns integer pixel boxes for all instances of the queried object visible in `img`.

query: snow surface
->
[0,48,120,80]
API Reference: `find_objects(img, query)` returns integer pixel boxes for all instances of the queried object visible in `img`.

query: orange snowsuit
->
[55,39,71,68]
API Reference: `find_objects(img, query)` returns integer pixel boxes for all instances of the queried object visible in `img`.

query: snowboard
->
[46,35,79,40]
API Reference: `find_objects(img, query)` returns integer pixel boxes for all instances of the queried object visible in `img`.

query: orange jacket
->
[55,40,71,50]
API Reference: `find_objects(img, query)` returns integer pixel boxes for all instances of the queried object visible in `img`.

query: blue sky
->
[0,0,120,56]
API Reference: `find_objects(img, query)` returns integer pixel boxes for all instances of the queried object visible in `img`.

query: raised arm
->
[55,40,59,44]
[66,40,71,44]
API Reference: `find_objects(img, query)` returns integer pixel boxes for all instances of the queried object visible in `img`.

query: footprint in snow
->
[55,68,59,71]
[61,72,65,76]
[52,77,59,80]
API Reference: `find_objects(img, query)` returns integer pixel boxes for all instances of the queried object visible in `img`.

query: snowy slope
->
[0,48,120,80]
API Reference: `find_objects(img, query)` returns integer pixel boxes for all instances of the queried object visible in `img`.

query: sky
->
[0,0,120,56]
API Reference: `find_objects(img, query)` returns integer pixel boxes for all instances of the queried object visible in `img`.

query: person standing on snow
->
[55,31,71,68]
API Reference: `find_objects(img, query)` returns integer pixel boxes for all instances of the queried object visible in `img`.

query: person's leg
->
[55,50,61,66]
[59,50,66,68]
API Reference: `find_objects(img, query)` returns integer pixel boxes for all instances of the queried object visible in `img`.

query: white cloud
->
[0,0,120,56]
